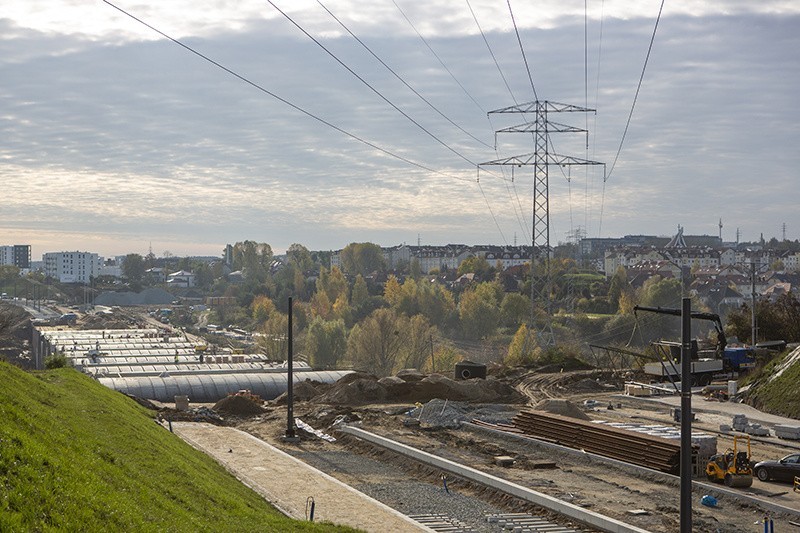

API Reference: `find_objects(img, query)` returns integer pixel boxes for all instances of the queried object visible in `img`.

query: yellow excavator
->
[706,435,753,488]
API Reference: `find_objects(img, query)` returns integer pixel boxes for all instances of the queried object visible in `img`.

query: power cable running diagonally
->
[266,0,486,170]
[101,0,471,183]
[316,0,492,150]
[392,0,487,115]
[506,0,538,101]
[465,0,518,104]
[605,0,666,181]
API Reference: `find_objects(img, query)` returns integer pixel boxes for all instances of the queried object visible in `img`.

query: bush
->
[44,353,70,369]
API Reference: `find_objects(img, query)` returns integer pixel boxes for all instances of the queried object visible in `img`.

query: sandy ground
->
[231,394,800,533]
[172,422,431,532]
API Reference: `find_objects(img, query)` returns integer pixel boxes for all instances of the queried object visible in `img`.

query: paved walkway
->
[637,395,800,426]
[173,422,430,532]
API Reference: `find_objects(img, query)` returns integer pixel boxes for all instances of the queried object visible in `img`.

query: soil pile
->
[214,392,266,415]
[273,380,321,405]
[315,371,524,405]
[533,399,590,420]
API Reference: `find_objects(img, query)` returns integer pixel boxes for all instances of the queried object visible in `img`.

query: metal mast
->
[480,101,604,347]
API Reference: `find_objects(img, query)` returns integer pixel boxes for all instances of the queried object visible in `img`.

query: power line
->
[102,0,474,183]
[316,0,492,150]
[391,0,487,116]
[506,0,538,101]
[605,0,666,182]
[266,0,485,170]
[477,170,509,246]
[465,0,518,105]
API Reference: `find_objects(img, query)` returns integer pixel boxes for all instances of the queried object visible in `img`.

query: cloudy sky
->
[1,1,798,259]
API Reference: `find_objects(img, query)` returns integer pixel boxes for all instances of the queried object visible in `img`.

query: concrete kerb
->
[463,422,800,520]
[339,425,652,533]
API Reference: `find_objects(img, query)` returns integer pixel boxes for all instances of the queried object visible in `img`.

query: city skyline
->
[2,1,798,257]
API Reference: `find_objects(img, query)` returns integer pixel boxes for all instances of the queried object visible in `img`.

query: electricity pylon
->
[480,101,604,347]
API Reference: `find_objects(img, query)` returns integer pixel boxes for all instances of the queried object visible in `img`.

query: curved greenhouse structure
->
[98,370,353,403]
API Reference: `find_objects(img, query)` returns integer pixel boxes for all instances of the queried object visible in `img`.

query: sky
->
[1,1,798,259]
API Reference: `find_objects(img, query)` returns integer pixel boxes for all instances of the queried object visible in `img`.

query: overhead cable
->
[101,0,472,183]
[266,0,488,171]
[506,0,538,101]
[605,0,666,182]
[316,0,492,150]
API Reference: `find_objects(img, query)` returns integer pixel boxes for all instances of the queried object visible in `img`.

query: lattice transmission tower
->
[480,101,604,347]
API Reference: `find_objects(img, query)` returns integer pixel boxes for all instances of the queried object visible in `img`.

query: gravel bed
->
[291,448,512,532]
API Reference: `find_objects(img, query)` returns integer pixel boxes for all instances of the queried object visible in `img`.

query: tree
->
[305,318,347,368]
[351,274,369,307]
[638,276,682,309]
[457,255,492,278]
[459,281,502,339]
[316,266,348,305]
[500,292,529,327]
[607,266,630,313]
[122,254,145,284]
[0,265,20,282]
[346,308,407,376]
[383,275,402,307]
[339,242,386,277]
[505,324,538,366]
[258,312,289,361]
[286,243,313,273]
[402,315,437,369]
[231,241,273,283]
[251,295,275,324]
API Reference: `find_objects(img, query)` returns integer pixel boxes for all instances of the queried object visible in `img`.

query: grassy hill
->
[0,361,352,532]
[747,346,800,419]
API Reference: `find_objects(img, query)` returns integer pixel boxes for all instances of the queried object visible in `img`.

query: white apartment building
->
[43,251,101,283]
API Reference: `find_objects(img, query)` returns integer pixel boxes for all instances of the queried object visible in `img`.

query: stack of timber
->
[513,410,695,474]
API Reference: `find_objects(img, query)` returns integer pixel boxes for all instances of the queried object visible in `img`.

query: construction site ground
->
[214,371,800,533]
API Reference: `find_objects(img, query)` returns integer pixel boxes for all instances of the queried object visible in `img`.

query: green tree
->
[286,243,313,273]
[122,254,145,284]
[500,292,530,327]
[459,281,502,339]
[638,276,682,309]
[346,308,407,376]
[305,317,347,368]
[607,266,630,313]
[351,274,369,308]
[0,265,20,282]
[339,242,386,277]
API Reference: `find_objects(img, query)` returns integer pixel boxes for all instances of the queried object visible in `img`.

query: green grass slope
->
[0,362,352,532]
[748,347,800,419]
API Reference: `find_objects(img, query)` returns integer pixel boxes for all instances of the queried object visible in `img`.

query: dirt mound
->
[533,399,590,420]
[273,380,320,405]
[316,378,388,405]
[316,372,524,405]
[213,393,266,415]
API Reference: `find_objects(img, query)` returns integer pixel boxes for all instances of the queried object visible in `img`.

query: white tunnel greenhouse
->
[98,370,353,403]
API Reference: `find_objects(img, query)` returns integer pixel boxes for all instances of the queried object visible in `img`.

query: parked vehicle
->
[753,453,800,483]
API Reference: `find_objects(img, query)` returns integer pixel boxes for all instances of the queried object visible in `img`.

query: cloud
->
[0,6,798,257]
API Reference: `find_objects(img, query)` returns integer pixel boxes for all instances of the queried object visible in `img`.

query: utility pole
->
[750,259,758,346]
[480,101,604,347]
